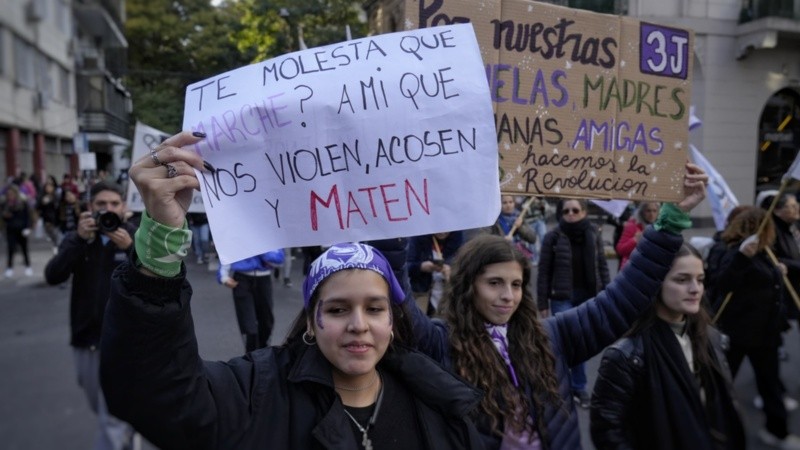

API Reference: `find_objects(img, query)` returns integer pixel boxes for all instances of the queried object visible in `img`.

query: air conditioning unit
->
[26,0,46,22]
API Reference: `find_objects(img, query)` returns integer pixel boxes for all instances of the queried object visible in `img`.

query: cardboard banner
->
[183,24,499,264]
[406,0,694,202]
[127,122,205,213]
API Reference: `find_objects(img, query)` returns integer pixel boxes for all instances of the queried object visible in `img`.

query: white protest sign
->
[183,24,499,264]
[127,122,205,213]
[78,152,97,171]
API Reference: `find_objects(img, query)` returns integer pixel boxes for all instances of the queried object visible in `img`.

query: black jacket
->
[44,223,136,348]
[772,216,800,318]
[712,248,785,348]
[537,225,610,310]
[100,258,485,450]
[411,227,684,450]
[591,326,745,449]
[407,232,463,293]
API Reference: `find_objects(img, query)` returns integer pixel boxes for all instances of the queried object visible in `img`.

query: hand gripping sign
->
[183,24,499,264]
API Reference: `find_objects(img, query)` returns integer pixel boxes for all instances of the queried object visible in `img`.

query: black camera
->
[94,210,121,233]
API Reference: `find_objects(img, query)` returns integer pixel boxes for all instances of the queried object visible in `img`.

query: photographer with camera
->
[45,181,138,450]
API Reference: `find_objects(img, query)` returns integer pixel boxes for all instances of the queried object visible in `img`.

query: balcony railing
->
[79,111,129,137]
[544,0,629,15]
[740,0,800,23]
[76,74,130,138]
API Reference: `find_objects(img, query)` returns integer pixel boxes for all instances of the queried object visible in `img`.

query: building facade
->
[0,0,77,185]
[365,0,800,221]
[0,0,130,189]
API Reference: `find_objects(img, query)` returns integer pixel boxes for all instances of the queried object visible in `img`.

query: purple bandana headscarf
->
[302,242,406,310]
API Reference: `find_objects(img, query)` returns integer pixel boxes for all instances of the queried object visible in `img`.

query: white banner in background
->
[183,24,499,264]
[590,199,630,218]
[127,122,205,213]
[690,145,738,231]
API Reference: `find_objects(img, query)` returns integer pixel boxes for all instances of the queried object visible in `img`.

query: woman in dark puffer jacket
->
[590,244,745,450]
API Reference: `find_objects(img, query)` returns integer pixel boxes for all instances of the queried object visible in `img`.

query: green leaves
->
[125,0,367,131]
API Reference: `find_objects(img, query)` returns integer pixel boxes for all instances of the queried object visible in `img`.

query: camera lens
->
[95,211,121,233]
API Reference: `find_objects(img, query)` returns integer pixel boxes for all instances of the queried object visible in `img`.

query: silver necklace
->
[334,370,379,391]
[342,371,384,450]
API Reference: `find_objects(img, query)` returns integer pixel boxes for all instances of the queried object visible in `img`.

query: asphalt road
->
[0,239,797,449]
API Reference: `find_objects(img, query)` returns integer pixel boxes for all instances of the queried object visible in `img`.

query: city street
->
[0,238,797,449]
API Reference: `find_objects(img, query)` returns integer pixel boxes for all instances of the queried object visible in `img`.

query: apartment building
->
[0,0,130,186]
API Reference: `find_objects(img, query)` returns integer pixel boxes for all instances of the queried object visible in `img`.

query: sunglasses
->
[563,208,582,215]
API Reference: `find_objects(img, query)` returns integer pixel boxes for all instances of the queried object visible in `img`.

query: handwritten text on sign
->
[183,24,499,264]
[406,0,693,202]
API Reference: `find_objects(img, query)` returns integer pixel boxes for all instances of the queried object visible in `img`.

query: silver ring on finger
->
[165,163,178,179]
[150,150,163,166]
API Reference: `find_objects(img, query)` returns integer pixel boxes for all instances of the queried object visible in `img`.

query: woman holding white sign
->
[409,162,707,449]
[98,131,484,450]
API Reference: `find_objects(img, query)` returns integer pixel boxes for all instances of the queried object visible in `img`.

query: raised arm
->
[549,162,707,365]
[99,132,262,449]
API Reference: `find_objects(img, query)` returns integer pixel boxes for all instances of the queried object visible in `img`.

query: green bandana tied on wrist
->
[134,211,192,277]
[653,203,692,234]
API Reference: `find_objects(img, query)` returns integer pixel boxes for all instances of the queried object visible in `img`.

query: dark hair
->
[720,206,774,251]
[724,205,748,226]
[558,198,587,213]
[441,234,559,439]
[90,181,124,200]
[285,269,414,349]
[774,192,795,210]
[627,244,723,391]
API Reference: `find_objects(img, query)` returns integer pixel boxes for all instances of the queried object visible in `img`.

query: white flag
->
[784,151,800,182]
[590,199,630,218]
[690,145,738,230]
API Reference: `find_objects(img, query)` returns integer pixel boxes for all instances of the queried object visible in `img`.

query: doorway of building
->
[756,88,800,195]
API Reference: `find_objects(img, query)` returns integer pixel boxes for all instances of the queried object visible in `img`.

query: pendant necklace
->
[342,371,384,450]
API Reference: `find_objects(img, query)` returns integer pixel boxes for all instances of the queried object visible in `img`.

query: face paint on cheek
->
[315,301,324,329]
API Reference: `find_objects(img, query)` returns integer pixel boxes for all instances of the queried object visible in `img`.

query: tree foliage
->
[125,0,248,131]
[125,0,367,132]
[232,0,368,63]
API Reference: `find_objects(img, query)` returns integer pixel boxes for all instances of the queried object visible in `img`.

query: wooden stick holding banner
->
[713,152,800,324]
[766,246,800,311]
[507,196,537,238]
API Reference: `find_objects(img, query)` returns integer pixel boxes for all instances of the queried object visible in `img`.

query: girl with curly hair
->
[409,163,708,449]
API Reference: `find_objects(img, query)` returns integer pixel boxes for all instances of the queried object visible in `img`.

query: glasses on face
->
[563,208,582,215]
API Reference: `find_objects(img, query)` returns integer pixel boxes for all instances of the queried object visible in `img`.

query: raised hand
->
[129,131,208,228]
[676,162,707,213]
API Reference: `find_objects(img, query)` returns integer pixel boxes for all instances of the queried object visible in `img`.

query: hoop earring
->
[302,331,316,346]
[389,331,394,343]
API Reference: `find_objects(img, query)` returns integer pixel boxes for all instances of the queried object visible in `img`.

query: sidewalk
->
[0,236,58,288]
